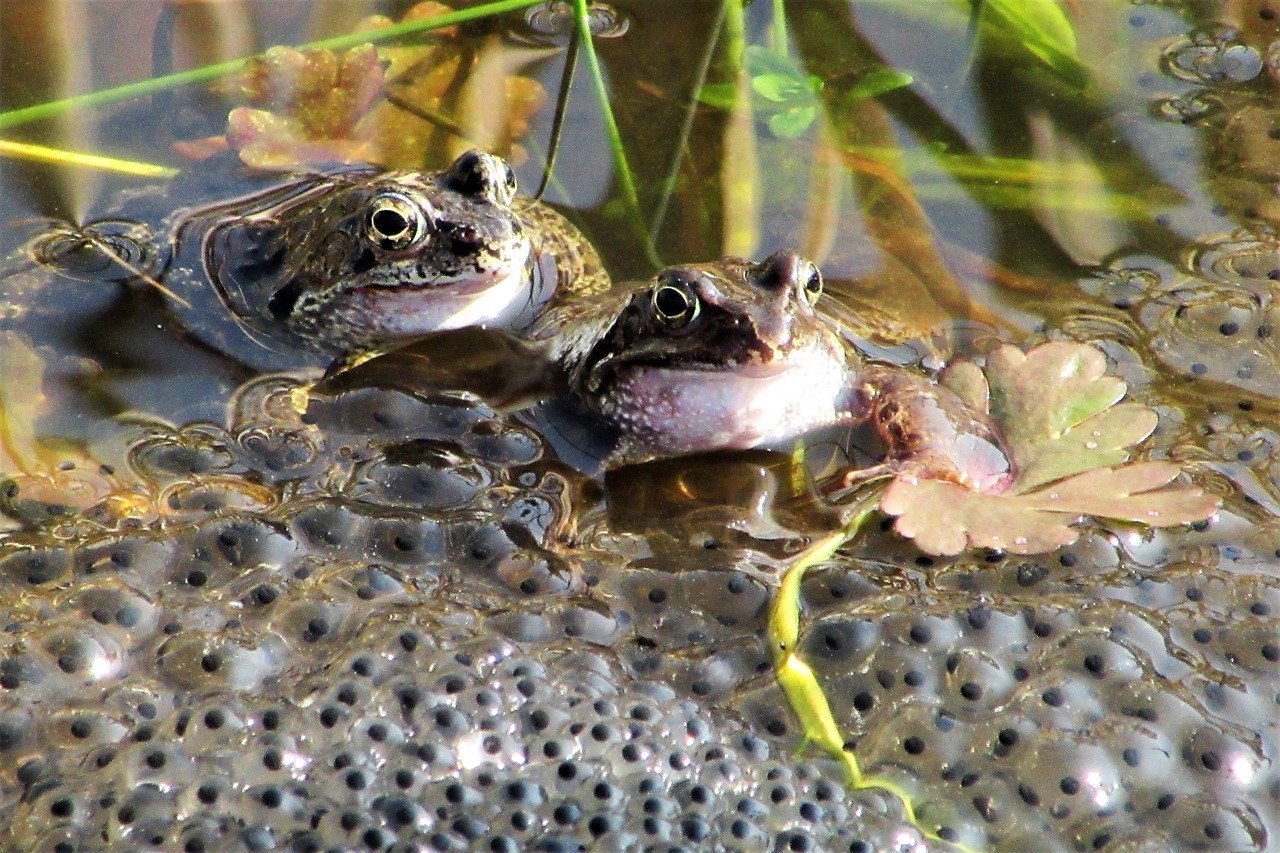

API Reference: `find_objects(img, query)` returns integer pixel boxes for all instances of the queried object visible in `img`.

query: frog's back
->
[515,197,610,301]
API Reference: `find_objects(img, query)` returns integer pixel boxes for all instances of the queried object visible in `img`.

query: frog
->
[528,249,1014,490]
[18,149,607,374]
[188,149,608,360]
[330,249,1015,491]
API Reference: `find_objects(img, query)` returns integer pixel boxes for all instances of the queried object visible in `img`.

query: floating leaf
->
[985,342,1150,492]
[881,476,1077,555]
[882,461,1219,556]
[873,341,1220,555]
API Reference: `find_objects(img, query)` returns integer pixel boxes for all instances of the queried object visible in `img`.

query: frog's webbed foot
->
[859,363,1015,496]
[822,462,895,502]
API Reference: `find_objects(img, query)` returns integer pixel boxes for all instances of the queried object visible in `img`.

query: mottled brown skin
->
[527,249,1015,487]
[193,149,608,356]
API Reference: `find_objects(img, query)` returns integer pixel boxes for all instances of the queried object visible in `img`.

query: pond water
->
[0,1,1278,850]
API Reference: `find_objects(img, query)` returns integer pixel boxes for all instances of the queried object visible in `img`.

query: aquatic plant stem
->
[646,0,727,255]
[771,0,789,53]
[534,26,581,201]
[570,0,643,232]
[719,0,761,257]
[769,498,981,852]
[0,0,543,132]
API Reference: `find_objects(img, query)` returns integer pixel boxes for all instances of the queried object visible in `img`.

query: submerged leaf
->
[843,68,913,104]
[0,332,148,526]
[971,0,1087,86]
[181,1,546,171]
[696,82,738,109]
[0,330,50,476]
[768,106,817,139]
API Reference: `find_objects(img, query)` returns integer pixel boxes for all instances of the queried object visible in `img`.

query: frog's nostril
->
[447,224,484,255]
[754,250,806,290]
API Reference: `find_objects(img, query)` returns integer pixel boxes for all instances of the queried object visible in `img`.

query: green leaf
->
[767,106,817,138]
[696,82,738,109]
[752,72,805,103]
[971,0,1087,86]
[743,44,802,78]
[844,67,913,103]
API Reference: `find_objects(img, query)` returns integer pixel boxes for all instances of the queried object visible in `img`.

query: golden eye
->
[803,265,823,305]
[366,192,427,251]
[652,283,699,327]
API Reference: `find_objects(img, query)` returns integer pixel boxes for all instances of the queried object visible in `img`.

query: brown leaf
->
[881,462,1219,556]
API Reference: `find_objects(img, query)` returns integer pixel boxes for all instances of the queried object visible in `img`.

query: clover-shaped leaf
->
[878,342,1219,556]
[982,342,1159,491]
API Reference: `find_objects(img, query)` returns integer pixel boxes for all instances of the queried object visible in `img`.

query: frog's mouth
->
[342,263,532,335]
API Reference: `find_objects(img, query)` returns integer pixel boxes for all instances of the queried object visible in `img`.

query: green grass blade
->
[571,0,642,229]
[0,0,543,132]
[0,139,177,178]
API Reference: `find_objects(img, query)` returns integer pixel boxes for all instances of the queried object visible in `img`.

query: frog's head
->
[204,149,533,352]
[575,250,856,459]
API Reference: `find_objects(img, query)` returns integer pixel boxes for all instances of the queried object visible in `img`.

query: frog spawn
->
[0,379,930,851]
[0,355,1273,850]
[11,623,922,852]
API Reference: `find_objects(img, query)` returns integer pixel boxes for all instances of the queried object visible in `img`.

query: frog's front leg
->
[836,364,1015,496]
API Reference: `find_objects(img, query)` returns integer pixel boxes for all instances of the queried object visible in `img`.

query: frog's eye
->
[366,192,427,251]
[802,266,823,305]
[443,149,518,207]
[652,283,700,327]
